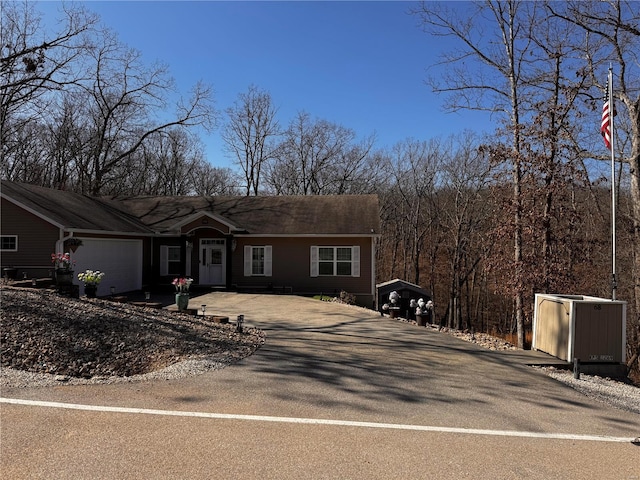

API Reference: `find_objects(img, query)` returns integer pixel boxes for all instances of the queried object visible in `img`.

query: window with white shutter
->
[244,245,272,277]
[310,246,360,277]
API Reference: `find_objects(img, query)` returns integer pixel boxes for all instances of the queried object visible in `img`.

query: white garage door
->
[71,238,143,296]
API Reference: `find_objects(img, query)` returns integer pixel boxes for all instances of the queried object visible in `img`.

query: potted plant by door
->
[173,277,193,311]
[77,270,105,298]
[51,252,75,287]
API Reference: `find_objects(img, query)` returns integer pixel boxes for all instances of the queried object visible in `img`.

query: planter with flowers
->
[77,270,105,298]
[387,290,401,318]
[51,252,75,287]
[173,277,193,311]
[415,298,434,327]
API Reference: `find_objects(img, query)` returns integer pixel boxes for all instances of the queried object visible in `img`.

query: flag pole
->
[608,66,617,300]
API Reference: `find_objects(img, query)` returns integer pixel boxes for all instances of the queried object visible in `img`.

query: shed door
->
[71,238,143,296]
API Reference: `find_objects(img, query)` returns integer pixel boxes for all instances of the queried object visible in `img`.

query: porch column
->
[180,235,188,277]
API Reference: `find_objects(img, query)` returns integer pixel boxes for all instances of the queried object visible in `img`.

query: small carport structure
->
[376,278,431,318]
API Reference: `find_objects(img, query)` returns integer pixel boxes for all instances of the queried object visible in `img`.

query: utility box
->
[532,294,626,363]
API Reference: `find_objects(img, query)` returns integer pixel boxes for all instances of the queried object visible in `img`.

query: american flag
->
[601,77,612,150]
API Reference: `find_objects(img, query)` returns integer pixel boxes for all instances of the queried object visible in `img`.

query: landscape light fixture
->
[236,314,244,333]
[145,291,151,301]
[110,286,115,296]
[201,304,207,316]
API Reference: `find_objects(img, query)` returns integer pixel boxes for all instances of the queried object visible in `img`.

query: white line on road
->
[1,397,635,444]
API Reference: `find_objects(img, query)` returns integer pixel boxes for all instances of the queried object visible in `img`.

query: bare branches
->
[222,85,279,196]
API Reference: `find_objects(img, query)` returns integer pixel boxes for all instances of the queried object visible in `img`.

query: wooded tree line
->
[2,1,639,374]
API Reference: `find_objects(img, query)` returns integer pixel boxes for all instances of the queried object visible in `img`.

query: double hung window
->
[310,246,360,277]
[160,245,181,275]
[243,245,272,276]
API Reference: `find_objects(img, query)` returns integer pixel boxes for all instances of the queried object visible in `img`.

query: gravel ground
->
[1,286,265,388]
[536,367,640,415]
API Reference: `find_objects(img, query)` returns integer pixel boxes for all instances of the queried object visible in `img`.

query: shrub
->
[339,290,356,305]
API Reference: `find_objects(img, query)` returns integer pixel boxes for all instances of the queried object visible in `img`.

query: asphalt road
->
[2,292,639,479]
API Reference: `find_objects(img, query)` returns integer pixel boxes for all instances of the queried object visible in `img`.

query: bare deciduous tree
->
[0,1,96,179]
[222,85,279,196]
[76,30,215,195]
[413,0,535,347]
[546,0,640,375]
[265,111,375,195]
[439,134,492,330]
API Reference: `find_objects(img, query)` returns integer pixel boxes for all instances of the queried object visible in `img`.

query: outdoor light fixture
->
[236,314,244,333]
[145,291,151,301]
[32,279,37,286]
[110,286,115,296]
[201,304,207,316]
[23,272,27,280]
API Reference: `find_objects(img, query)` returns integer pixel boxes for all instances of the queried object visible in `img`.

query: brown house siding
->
[231,236,374,305]
[1,198,59,277]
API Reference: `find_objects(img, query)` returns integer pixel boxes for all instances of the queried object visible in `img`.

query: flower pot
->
[84,284,97,298]
[416,314,427,327]
[55,269,74,286]
[175,293,190,311]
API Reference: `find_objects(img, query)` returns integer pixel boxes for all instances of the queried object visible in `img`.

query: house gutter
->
[232,233,382,238]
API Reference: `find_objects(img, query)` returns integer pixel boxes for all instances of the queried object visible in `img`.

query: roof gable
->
[1,181,153,235]
[173,211,241,234]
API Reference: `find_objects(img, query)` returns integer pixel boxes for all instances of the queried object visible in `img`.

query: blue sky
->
[42,1,490,168]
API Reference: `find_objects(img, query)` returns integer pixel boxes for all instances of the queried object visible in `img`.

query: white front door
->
[199,239,225,285]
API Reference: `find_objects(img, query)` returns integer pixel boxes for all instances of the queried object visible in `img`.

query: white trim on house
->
[234,233,380,238]
[170,211,242,232]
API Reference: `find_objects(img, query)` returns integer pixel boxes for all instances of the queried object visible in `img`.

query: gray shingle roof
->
[116,194,380,235]
[2,181,380,236]
[1,181,153,234]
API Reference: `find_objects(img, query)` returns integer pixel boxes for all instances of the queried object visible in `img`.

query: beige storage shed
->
[532,294,626,363]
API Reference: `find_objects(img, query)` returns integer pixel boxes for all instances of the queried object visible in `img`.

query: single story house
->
[1,181,380,305]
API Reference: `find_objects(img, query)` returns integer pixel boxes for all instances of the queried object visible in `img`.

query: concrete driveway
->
[2,292,639,479]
